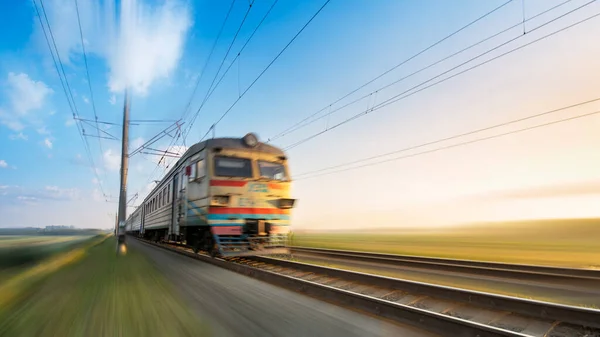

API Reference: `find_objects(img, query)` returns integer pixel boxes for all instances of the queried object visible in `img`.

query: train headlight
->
[210,195,230,206]
[243,133,259,147]
[278,198,296,209]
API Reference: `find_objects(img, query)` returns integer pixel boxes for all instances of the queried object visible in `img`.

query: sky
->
[0,0,599,229]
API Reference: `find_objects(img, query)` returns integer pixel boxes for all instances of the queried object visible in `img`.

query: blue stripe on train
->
[206,214,290,221]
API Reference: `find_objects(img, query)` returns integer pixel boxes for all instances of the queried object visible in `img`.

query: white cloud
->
[7,73,53,115]
[37,126,51,135]
[82,95,90,104]
[0,160,7,168]
[49,110,56,116]
[92,188,105,202]
[65,117,75,127]
[109,94,116,105]
[44,186,80,200]
[9,132,28,141]
[92,177,101,185]
[2,185,79,203]
[44,138,53,149]
[103,149,121,171]
[131,137,144,150]
[39,0,192,96]
[0,73,53,131]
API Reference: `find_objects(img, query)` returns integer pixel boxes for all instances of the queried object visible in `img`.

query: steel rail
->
[133,237,600,337]
[291,246,600,282]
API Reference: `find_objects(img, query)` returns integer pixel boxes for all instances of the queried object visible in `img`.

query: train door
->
[171,174,179,241]
[140,202,145,237]
[178,169,187,228]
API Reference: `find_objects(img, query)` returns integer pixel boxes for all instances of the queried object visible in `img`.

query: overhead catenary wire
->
[133,0,280,199]
[270,0,575,142]
[295,96,600,179]
[197,0,333,143]
[74,0,106,183]
[140,0,240,197]
[183,0,279,140]
[296,108,600,181]
[267,0,515,142]
[284,1,599,151]
[180,0,237,129]
[184,0,256,144]
[34,0,109,200]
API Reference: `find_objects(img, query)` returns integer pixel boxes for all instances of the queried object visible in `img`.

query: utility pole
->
[116,90,130,254]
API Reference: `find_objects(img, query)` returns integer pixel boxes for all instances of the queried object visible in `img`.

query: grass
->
[0,237,210,337]
[0,235,96,283]
[0,236,88,248]
[291,218,600,268]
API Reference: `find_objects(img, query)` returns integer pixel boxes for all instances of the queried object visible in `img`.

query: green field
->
[0,235,95,283]
[0,237,209,337]
[292,218,600,268]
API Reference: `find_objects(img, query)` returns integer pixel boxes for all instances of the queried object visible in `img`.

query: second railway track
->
[134,237,600,337]
[291,246,600,283]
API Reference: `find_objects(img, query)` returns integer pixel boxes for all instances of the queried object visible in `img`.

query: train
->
[124,132,296,257]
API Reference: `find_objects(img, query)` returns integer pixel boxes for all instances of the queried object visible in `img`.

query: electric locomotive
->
[126,133,295,257]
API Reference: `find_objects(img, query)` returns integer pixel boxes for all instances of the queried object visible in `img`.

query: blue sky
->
[1,0,600,229]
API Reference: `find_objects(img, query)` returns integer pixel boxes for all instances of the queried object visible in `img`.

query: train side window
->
[196,160,205,180]
[188,163,196,182]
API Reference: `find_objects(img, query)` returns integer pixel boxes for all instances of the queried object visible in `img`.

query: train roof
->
[181,136,286,159]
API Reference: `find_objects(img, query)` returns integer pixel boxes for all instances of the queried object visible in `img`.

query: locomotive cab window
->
[258,161,288,181]
[214,156,252,178]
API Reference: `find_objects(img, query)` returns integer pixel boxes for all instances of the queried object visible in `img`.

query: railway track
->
[134,237,600,337]
[291,246,600,283]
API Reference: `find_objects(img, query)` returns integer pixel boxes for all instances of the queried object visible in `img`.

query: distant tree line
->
[0,227,105,236]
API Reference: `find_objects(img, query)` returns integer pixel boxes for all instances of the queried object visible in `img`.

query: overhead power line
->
[74,0,106,182]
[197,0,332,143]
[128,121,183,157]
[184,0,277,141]
[34,0,109,201]
[296,104,600,181]
[295,96,600,179]
[138,0,239,199]
[267,0,515,142]
[283,1,599,151]
[200,0,280,115]
[270,0,575,142]
[132,0,280,200]
[186,0,256,139]
[180,0,237,127]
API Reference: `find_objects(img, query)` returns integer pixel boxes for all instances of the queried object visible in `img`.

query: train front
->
[207,133,295,257]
